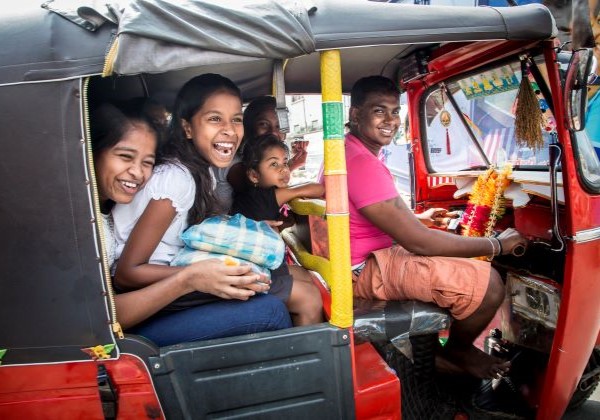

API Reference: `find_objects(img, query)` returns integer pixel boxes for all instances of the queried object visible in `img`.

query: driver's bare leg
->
[439,269,510,379]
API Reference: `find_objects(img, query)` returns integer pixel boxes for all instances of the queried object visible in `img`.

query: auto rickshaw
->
[0,1,598,419]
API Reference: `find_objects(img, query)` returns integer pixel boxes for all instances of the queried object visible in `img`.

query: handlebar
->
[512,244,526,257]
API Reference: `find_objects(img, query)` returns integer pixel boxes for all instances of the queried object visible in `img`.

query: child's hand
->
[278,213,296,231]
[289,141,308,171]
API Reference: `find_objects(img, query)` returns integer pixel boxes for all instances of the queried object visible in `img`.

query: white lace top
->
[101,212,116,269]
[112,162,195,265]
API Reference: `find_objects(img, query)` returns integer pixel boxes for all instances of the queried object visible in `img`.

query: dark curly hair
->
[241,133,289,173]
[163,73,242,224]
[347,75,400,131]
[350,75,400,107]
[91,98,164,159]
[91,98,164,212]
[242,95,277,142]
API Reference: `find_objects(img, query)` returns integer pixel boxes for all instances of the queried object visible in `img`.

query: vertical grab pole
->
[320,50,353,328]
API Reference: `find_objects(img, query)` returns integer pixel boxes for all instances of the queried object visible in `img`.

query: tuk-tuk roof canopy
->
[0,0,557,97]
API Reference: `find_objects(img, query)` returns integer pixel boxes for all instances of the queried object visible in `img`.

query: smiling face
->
[253,108,286,141]
[350,92,400,156]
[249,145,290,188]
[593,6,600,64]
[95,123,157,205]
[182,92,244,168]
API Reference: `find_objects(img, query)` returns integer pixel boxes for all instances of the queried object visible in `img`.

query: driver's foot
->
[441,344,510,379]
[435,354,467,376]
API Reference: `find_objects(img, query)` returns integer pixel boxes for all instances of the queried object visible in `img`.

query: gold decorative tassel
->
[514,61,543,150]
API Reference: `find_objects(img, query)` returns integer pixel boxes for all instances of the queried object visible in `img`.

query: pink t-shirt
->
[345,134,398,264]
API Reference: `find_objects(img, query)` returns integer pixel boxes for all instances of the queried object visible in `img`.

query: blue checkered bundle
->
[176,214,285,270]
[170,249,271,279]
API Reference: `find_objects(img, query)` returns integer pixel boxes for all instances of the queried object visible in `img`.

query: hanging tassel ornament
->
[514,59,544,150]
[439,87,452,154]
[445,121,451,154]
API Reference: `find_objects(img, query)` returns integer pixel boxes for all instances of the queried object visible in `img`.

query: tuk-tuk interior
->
[2,1,600,419]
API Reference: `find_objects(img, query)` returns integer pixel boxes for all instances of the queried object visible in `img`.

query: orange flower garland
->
[461,164,512,240]
[485,164,512,236]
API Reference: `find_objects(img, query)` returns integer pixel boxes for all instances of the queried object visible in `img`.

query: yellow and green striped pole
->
[320,50,352,328]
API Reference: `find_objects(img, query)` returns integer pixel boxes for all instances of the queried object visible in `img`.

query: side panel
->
[537,47,600,418]
[150,324,355,419]
[0,354,162,419]
[353,342,401,420]
[0,80,113,364]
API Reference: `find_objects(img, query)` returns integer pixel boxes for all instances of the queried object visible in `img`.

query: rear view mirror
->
[564,49,595,131]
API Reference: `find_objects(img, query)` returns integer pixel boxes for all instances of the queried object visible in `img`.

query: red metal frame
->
[536,43,600,419]
[405,39,600,419]
[0,354,163,420]
[309,256,401,418]
[353,340,401,420]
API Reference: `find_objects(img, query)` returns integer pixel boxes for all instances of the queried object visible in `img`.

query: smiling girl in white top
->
[112,74,272,304]
[91,94,291,347]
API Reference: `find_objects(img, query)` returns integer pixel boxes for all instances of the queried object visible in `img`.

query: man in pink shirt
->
[342,76,527,380]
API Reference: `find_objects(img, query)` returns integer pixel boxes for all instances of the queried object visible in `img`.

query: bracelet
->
[485,237,498,258]
[495,237,503,256]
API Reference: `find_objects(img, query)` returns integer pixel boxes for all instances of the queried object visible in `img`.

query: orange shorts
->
[353,246,491,320]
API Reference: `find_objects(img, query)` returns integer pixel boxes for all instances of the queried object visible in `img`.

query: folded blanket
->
[177,214,285,270]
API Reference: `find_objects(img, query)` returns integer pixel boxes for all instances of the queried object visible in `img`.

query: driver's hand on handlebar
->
[496,227,528,256]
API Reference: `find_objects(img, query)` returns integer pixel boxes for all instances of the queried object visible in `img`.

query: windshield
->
[423,58,554,173]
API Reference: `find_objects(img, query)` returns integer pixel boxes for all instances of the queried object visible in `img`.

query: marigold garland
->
[460,164,513,240]
[461,167,494,238]
[485,164,512,236]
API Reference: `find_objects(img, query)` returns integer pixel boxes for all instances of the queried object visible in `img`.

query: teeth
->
[121,181,138,188]
[214,142,234,156]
